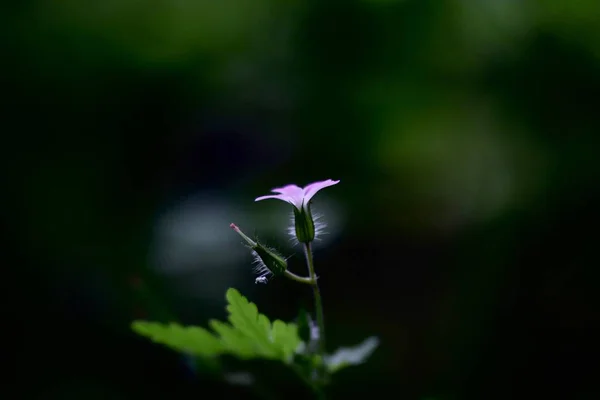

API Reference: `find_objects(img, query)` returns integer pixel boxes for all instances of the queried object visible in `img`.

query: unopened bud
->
[230,223,288,277]
[293,202,315,243]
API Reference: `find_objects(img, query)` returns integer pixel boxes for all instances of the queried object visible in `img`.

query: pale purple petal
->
[255,194,290,203]
[255,184,304,209]
[302,179,340,204]
[271,184,303,196]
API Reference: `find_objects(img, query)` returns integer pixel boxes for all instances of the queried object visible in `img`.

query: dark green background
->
[3,1,598,399]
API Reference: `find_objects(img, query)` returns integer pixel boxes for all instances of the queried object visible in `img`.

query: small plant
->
[132,179,379,397]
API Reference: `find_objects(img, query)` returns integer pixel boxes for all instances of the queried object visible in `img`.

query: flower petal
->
[271,184,303,195]
[256,184,304,209]
[255,193,290,203]
[302,179,340,204]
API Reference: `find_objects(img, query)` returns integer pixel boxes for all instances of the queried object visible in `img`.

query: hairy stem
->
[303,243,326,358]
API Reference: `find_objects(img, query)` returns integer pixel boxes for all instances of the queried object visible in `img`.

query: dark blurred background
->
[2,0,599,399]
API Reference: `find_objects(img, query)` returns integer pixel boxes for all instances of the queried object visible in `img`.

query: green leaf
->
[131,321,223,357]
[222,288,300,361]
[208,319,257,359]
[271,319,301,361]
[324,336,380,373]
[132,288,302,365]
[225,288,275,356]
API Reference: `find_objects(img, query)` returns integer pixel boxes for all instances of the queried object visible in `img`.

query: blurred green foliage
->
[132,288,301,361]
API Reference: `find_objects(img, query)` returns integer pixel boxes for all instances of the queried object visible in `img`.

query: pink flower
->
[255,179,340,211]
[255,179,340,243]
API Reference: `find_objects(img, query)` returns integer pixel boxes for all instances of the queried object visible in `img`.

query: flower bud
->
[230,223,287,277]
[293,202,315,243]
[251,241,288,276]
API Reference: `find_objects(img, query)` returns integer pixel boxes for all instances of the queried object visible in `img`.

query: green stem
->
[303,243,326,358]
[284,270,314,285]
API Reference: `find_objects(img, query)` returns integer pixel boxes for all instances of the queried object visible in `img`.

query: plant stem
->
[303,242,325,357]
[283,270,314,285]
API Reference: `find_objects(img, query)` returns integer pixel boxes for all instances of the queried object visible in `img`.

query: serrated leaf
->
[271,320,301,361]
[324,336,380,373]
[224,288,278,357]
[131,321,223,357]
[209,320,257,358]
[226,289,271,337]
[132,288,302,365]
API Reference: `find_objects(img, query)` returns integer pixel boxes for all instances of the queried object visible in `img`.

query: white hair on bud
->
[251,250,272,282]
[312,211,328,242]
[286,208,328,245]
[287,211,299,246]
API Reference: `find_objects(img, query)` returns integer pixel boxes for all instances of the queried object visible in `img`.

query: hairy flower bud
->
[293,201,315,243]
[251,241,288,276]
[230,223,287,278]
